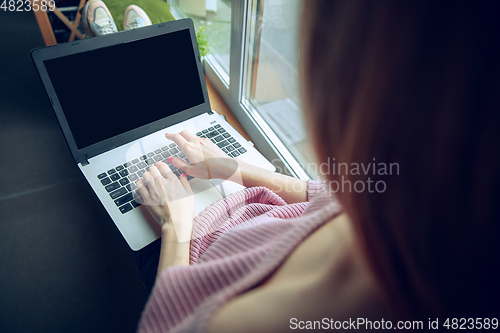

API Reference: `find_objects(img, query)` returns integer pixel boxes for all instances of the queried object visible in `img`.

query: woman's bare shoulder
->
[208,214,390,333]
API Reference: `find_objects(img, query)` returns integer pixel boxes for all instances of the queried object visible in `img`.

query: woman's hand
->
[136,162,194,242]
[165,130,239,180]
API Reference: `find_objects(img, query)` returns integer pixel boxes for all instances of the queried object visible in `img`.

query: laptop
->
[31,18,275,250]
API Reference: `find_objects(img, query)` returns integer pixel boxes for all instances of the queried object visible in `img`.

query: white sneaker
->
[82,0,118,37]
[124,5,152,30]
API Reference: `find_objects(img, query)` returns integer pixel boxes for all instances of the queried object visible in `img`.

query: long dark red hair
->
[301,0,500,319]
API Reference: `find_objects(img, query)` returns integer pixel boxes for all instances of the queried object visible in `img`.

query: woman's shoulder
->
[208,214,391,332]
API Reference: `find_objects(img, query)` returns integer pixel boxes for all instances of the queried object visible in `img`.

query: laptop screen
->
[44,28,204,150]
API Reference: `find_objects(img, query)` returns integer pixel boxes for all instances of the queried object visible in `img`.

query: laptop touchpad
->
[191,179,224,215]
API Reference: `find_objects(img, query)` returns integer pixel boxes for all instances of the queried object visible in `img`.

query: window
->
[169,0,232,84]
[243,0,315,178]
[169,0,311,180]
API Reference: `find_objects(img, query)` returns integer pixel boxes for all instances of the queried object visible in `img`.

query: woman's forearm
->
[156,223,191,280]
[234,161,308,204]
[154,160,308,280]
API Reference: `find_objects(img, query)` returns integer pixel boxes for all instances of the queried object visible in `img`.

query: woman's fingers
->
[142,170,153,186]
[136,179,149,200]
[166,131,204,161]
[179,173,194,195]
[163,130,234,180]
[165,132,190,152]
[168,156,192,172]
[156,161,176,180]
[179,130,199,142]
[148,165,163,181]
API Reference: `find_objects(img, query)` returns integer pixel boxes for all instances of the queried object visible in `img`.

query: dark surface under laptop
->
[0,10,162,333]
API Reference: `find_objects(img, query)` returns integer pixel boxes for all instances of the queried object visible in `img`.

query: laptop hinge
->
[80,159,90,167]
[207,110,213,115]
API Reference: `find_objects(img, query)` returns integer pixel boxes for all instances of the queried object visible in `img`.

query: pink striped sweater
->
[137,180,341,333]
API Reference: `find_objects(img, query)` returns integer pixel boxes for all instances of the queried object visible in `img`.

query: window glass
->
[244,0,316,178]
[169,0,232,78]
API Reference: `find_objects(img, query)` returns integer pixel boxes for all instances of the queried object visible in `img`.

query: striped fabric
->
[138,180,340,333]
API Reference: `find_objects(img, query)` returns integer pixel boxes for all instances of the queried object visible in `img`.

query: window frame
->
[169,0,310,180]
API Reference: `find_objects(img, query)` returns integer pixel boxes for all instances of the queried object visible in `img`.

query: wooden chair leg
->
[32,0,87,46]
[31,2,56,46]
[52,6,84,40]
[69,0,88,42]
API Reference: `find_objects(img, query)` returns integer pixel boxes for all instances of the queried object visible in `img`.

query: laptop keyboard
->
[96,124,248,214]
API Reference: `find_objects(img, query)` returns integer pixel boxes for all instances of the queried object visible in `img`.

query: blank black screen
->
[44,29,205,149]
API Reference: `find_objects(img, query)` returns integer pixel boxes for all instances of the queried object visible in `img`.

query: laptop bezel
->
[31,18,211,165]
